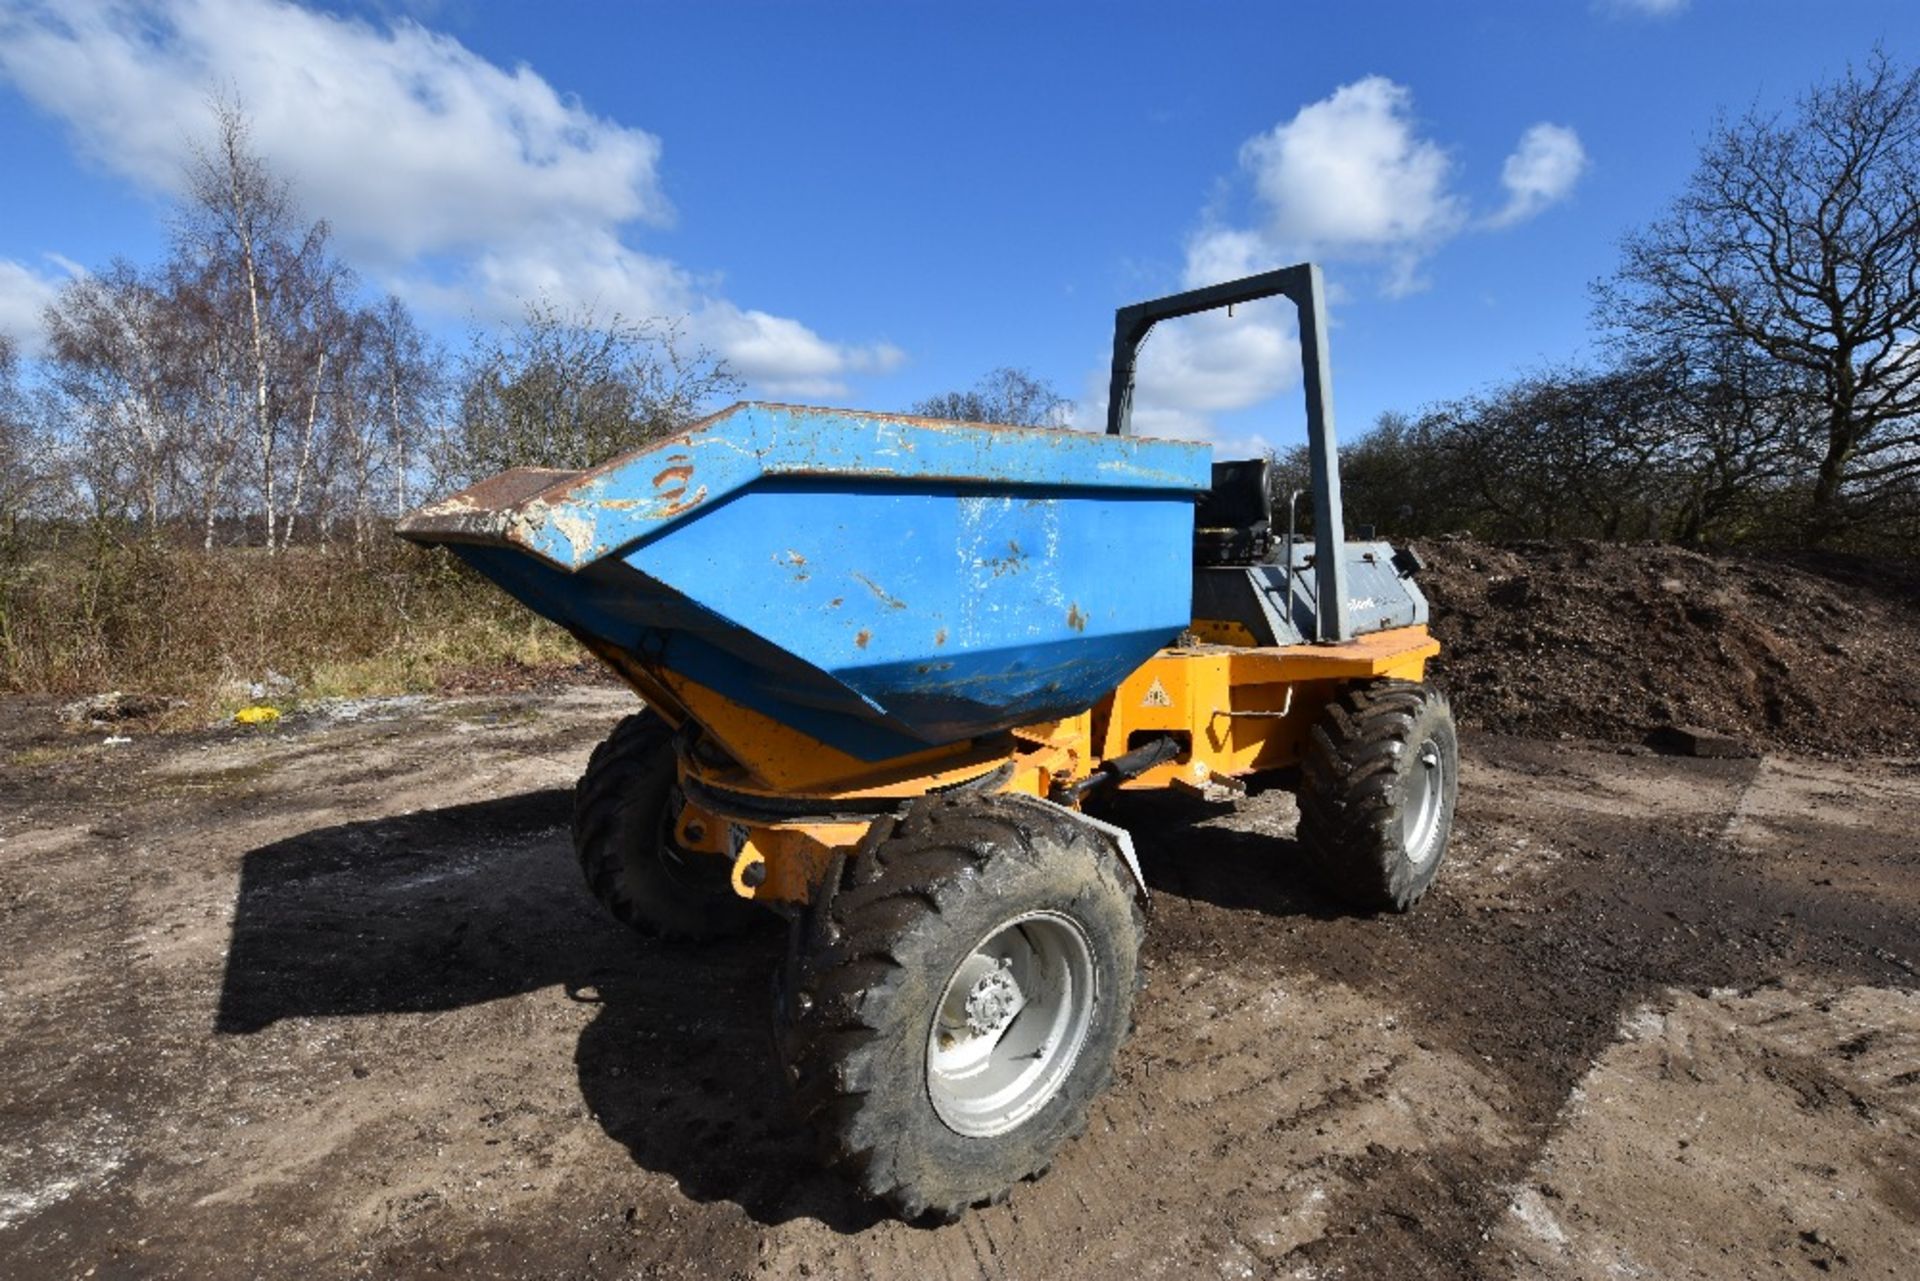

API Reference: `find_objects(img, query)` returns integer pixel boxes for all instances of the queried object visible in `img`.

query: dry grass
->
[6,743,83,768]
[0,536,592,723]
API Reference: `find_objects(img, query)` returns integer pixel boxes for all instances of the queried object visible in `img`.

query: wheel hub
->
[1402,737,1447,866]
[963,960,1025,1036]
[927,911,1098,1138]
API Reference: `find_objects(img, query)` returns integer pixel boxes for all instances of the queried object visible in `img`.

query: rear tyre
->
[775,793,1143,1222]
[572,712,760,941]
[1297,680,1457,912]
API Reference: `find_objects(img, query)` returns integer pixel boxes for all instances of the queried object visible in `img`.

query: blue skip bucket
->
[398,403,1211,761]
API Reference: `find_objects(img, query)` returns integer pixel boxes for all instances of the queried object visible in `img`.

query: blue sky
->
[2,0,1915,457]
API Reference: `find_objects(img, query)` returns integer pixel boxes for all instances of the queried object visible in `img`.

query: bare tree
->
[1314,412,1455,539]
[162,252,250,549]
[911,367,1068,427]
[277,261,356,551]
[367,295,438,520]
[42,262,184,536]
[1602,50,1920,543]
[180,97,334,552]
[0,335,40,542]
[1411,369,1649,540]
[321,298,438,549]
[0,335,37,683]
[27,99,448,555]
[456,301,737,477]
[1628,340,1820,544]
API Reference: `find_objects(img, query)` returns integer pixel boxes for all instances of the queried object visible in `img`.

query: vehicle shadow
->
[215,789,586,1031]
[1096,786,1353,922]
[215,784,1349,1232]
[214,787,883,1232]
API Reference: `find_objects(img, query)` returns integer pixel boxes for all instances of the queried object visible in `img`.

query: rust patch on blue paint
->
[855,629,872,649]
[980,538,1028,577]
[852,572,908,610]
[934,628,947,646]
[657,487,708,518]
[1066,603,1088,631]
[651,457,707,517]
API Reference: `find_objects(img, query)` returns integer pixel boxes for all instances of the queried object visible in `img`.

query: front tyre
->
[1297,680,1458,912]
[572,711,760,941]
[776,793,1143,1222]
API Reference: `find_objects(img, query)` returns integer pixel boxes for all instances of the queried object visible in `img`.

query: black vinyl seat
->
[1193,459,1273,565]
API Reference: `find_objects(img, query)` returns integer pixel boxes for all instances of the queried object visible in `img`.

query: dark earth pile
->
[1416,538,1920,758]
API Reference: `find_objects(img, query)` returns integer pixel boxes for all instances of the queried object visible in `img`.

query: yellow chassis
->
[579,626,1438,906]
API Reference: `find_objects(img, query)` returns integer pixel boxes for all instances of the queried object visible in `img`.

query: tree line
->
[915,57,1919,554]
[1283,51,1920,551]
[6,54,1917,560]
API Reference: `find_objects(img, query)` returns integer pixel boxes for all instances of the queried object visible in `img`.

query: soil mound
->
[1416,539,1920,758]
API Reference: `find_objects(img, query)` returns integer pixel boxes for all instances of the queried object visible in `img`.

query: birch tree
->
[43,262,182,535]
[179,98,333,552]
[367,295,438,521]
[0,335,40,543]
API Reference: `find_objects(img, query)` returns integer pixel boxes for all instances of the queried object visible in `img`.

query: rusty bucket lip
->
[396,401,1213,573]
[394,466,579,532]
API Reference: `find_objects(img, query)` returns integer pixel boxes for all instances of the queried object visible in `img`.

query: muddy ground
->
[2,685,1917,1280]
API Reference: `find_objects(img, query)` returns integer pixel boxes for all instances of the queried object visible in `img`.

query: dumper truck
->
[398,262,1454,1221]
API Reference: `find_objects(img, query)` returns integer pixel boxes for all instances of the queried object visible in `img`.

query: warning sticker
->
[1141,678,1173,708]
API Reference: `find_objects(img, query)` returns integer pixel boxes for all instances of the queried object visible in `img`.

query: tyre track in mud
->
[1,690,1916,1278]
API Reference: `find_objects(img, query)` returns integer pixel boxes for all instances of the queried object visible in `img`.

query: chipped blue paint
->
[400,402,1211,759]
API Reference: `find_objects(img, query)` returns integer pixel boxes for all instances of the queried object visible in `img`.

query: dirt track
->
[2,686,1917,1279]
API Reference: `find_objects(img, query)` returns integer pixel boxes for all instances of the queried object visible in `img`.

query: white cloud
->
[1136,304,1301,417]
[1206,77,1587,297]
[1101,76,1588,449]
[1490,123,1589,227]
[0,258,70,355]
[1237,76,1466,294]
[702,306,906,401]
[0,0,669,252]
[1124,405,1278,461]
[1108,78,1443,449]
[1070,288,1301,460]
[0,0,892,396]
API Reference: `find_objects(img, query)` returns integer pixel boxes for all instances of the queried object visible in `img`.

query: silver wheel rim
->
[1402,736,1447,867]
[926,910,1097,1138]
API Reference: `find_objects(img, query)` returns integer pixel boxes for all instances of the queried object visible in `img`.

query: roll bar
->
[1104,262,1350,641]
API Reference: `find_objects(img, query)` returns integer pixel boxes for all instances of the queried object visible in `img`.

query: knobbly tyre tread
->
[774,793,1144,1223]
[1296,680,1458,913]
[572,711,760,941]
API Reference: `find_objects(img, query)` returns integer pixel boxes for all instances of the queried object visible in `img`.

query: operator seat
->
[1193,459,1273,566]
